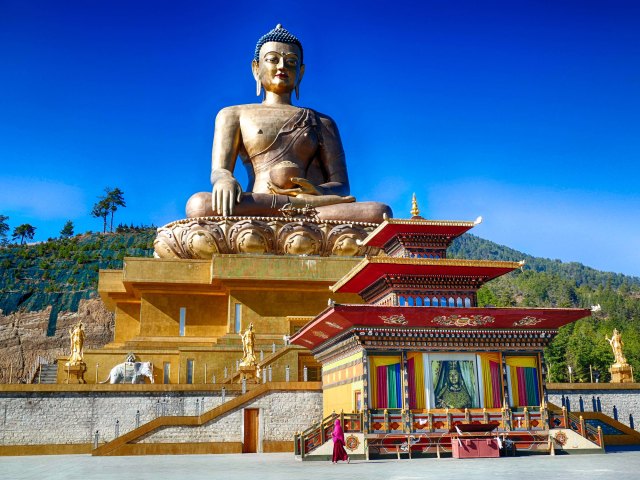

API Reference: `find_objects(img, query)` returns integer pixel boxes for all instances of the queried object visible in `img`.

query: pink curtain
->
[407,357,416,409]
[490,361,502,407]
[377,365,388,408]
[517,367,527,405]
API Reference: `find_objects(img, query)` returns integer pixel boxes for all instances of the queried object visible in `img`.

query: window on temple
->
[186,359,194,384]
[179,307,186,336]
[235,303,242,333]
[163,362,170,384]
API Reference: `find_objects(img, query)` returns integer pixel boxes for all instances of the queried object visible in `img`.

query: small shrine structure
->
[290,209,603,458]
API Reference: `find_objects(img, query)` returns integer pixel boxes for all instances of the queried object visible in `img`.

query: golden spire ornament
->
[411,193,420,218]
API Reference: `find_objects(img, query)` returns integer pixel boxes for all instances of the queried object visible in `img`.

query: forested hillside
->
[451,234,640,382]
[0,228,155,334]
[0,230,638,383]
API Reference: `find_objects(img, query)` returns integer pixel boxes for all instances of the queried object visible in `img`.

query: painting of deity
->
[431,360,479,409]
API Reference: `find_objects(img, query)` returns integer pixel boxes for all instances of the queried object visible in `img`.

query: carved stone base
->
[238,365,260,384]
[154,216,380,259]
[64,362,87,384]
[610,363,633,383]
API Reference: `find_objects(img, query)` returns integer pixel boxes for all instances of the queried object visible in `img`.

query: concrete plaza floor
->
[1,450,639,480]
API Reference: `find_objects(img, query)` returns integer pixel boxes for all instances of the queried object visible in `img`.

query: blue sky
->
[1,1,639,276]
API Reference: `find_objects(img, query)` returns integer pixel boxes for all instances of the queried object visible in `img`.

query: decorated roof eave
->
[289,304,591,350]
[361,218,479,248]
[330,257,525,294]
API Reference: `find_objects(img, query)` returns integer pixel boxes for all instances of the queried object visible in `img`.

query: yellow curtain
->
[505,356,537,368]
[506,356,538,407]
[479,353,501,408]
[369,356,401,409]
[408,352,425,409]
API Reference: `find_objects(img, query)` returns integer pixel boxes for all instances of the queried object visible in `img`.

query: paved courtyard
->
[1,450,639,480]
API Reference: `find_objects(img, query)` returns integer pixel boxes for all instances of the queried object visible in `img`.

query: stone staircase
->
[33,363,58,384]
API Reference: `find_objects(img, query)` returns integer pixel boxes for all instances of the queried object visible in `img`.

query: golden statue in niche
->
[185,24,391,224]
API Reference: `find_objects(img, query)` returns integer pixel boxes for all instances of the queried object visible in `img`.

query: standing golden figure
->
[606,328,633,383]
[65,320,87,383]
[238,323,261,384]
[240,323,257,366]
[186,24,391,223]
[606,328,627,366]
[66,321,85,367]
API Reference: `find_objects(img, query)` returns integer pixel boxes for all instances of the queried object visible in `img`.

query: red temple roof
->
[361,218,479,248]
[331,257,524,294]
[289,304,591,350]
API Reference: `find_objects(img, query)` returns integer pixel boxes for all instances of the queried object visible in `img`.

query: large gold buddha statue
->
[185,25,391,224]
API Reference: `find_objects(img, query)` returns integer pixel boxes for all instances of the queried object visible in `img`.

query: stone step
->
[34,364,58,384]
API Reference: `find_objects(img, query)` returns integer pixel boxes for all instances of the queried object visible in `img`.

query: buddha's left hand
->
[268,177,322,196]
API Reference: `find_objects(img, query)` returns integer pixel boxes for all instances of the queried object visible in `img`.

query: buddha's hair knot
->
[254,24,303,63]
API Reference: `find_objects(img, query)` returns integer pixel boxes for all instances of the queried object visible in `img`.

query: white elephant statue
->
[100,361,154,384]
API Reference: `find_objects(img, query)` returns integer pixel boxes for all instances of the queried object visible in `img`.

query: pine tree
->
[12,224,36,245]
[91,198,110,233]
[0,215,9,245]
[105,187,126,233]
[60,220,75,238]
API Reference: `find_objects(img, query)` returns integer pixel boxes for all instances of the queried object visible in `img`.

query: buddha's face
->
[253,41,304,95]
[448,369,460,386]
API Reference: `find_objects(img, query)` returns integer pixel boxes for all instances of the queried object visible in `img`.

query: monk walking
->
[331,418,350,464]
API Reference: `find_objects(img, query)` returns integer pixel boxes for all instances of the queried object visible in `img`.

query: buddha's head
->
[252,24,305,97]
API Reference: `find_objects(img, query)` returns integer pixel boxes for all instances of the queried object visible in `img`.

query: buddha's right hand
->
[212,176,243,216]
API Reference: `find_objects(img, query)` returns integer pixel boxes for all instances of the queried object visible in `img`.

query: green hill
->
[1,230,638,382]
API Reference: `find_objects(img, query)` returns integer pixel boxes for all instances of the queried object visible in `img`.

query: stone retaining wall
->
[0,385,322,448]
[547,383,640,431]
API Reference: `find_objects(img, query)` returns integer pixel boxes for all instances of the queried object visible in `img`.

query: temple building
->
[290,213,602,458]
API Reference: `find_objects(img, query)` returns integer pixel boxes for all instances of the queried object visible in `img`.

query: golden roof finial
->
[411,193,420,217]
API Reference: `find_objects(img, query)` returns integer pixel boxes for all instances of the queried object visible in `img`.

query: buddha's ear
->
[252,60,262,97]
[298,64,306,85]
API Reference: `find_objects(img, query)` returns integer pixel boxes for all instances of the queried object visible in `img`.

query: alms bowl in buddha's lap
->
[269,161,303,189]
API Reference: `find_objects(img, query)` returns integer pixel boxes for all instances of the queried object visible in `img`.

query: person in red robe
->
[331,418,350,463]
